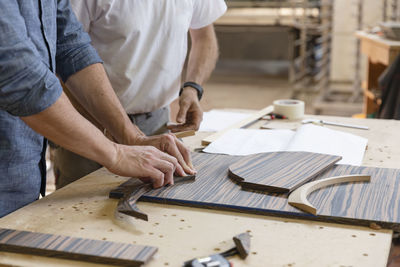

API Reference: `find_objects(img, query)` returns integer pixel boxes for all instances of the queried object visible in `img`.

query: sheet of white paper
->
[203,128,295,155]
[199,110,251,132]
[203,124,368,166]
[285,124,368,166]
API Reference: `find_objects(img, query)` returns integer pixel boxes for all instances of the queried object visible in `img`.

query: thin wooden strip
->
[173,130,196,139]
[0,228,157,266]
[229,152,341,193]
[201,105,274,146]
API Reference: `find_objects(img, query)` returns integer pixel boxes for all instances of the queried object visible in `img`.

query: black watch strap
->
[179,81,203,101]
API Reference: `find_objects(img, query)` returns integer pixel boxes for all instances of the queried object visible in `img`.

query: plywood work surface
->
[0,113,398,267]
[0,167,391,267]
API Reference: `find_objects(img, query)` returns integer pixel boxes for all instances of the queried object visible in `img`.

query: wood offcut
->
[288,175,371,215]
[228,152,341,193]
[0,228,157,266]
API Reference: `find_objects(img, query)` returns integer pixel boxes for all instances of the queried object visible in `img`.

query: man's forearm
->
[21,92,117,167]
[22,92,185,186]
[64,63,144,145]
[186,24,219,85]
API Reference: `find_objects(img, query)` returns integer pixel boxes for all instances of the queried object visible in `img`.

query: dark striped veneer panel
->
[228,152,341,193]
[0,228,157,266]
[112,152,400,230]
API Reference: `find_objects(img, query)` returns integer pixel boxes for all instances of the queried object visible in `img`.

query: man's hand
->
[167,87,203,132]
[106,144,184,188]
[134,133,196,175]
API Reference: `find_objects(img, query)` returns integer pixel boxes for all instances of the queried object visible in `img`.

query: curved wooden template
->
[117,185,151,221]
[288,175,371,215]
[115,175,196,221]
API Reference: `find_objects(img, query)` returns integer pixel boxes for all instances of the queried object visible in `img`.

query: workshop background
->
[44,0,400,190]
[3,0,400,266]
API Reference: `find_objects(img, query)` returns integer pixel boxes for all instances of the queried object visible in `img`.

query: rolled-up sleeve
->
[0,2,62,117]
[56,0,102,82]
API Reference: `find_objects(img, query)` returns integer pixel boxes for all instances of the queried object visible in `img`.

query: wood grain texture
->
[233,232,251,259]
[228,152,342,193]
[110,175,196,200]
[0,228,157,266]
[288,175,371,215]
[110,152,400,230]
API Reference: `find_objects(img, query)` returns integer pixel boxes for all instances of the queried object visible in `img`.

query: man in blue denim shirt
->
[0,0,195,218]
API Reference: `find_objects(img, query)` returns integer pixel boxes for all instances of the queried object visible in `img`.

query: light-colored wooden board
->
[201,105,273,146]
[173,130,196,139]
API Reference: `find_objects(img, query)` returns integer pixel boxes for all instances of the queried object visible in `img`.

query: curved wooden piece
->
[115,175,196,221]
[117,184,151,221]
[288,175,371,215]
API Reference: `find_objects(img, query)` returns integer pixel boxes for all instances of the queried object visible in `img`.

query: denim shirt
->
[0,0,102,217]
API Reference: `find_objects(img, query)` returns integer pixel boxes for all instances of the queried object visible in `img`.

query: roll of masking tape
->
[273,99,305,120]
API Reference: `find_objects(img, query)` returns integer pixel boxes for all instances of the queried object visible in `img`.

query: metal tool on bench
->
[302,119,369,130]
[184,232,251,267]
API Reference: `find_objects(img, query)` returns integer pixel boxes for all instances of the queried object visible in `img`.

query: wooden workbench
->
[356,31,400,117]
[1,114,399,267]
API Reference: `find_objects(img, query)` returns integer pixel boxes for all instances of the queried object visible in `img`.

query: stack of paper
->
[203,124,368,166]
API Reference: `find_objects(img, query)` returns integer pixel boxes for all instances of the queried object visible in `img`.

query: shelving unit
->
[291,0,334,98]
[356,31,400,117]
[225,0,334,98]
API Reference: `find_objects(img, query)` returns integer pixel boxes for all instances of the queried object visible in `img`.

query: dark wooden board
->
[110,175,196,199]
[109,152,400,230]
[228,152,342,193]
[0,228,157,266]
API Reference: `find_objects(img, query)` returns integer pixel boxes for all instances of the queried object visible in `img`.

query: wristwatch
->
[179,81,203,101]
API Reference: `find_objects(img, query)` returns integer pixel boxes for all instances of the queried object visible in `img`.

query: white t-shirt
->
[70,0,227,114]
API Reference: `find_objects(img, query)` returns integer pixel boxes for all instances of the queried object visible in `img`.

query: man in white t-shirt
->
[53,0,227,188]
